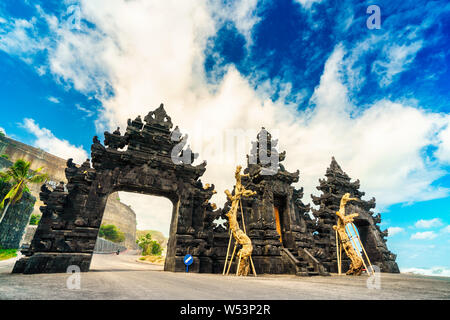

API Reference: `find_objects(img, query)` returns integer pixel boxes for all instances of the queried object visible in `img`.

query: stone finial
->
[144,103,173,130]
[329,157,344,173]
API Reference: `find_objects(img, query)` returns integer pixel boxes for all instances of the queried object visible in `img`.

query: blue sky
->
[0,0,449,275]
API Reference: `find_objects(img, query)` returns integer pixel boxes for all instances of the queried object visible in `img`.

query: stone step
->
[286,249,305,265]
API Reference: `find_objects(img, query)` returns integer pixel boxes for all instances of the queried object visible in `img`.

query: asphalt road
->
[0,253,449,300]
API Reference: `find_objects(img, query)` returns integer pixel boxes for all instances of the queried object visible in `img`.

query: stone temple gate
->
[13,104,399,275]
[13,104,217,274]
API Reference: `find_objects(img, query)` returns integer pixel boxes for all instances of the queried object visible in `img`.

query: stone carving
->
[333,193,364,275]
[223,165,257,276]
[217,128,329,276]
[144,104,173,130]
[311,157,399,273]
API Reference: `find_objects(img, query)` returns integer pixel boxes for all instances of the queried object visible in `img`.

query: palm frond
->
[0,160,48,209]
[0,171,11,182]
[12,184,24,204]
[12,160,30,177]
[29,173,48,183]
[0,183,19,210]
[23,185,30,194]
[33,167,43,174]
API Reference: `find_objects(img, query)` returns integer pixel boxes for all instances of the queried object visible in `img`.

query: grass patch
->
[0,248,17,261]
[139,255,165,265]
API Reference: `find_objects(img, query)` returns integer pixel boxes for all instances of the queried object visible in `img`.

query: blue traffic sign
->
[184,254,193,272]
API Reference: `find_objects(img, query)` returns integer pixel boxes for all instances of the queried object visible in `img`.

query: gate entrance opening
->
[273,195,287,246]
[91,191,173,270]
[274,207,282,243]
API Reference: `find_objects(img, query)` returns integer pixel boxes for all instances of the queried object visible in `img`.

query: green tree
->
[151,240,162,255]
[0,159,48,224]
[98,224,125,243]
[136,233,162,256]
[29,214,41,225]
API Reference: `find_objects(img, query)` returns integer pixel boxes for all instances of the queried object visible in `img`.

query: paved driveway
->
[0,254,449,300]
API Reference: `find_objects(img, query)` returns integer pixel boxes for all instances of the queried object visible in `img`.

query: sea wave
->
[401,267,450,277]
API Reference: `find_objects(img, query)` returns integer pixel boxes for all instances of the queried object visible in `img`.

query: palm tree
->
[0,159,48,224]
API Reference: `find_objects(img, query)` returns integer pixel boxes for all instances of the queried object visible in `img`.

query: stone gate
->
[13,104,217,274]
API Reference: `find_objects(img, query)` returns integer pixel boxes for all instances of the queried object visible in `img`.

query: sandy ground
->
[0,253,448,300]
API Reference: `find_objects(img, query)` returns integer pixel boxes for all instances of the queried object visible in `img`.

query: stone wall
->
[0,180,36,249]
[103,192,138,249]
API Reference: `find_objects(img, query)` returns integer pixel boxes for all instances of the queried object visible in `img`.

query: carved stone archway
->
[13,104,217,274]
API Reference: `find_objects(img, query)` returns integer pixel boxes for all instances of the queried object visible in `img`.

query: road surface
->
[0,253,449,299]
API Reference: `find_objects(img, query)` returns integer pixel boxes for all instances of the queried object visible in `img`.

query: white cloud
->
[20,118,88,164]
[2,1,449,231]
[441,225,450,233]
[294,0,323,9]
[283,46,449,208]
[47,96,60,104]
[401,266,450,277]
[0,16,47,60]
[76,104,94,117]
[210,0,260,46]
[0,127,5,135]
[388,227,405,236]
[436,121,450,164]
[35,65,47,76]
[372,41,423,87]
[415,218,443,229]
[344,19,431,91]
[411,231,437,240]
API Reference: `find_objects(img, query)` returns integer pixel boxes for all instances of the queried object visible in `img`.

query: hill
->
[136,230,168,248]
